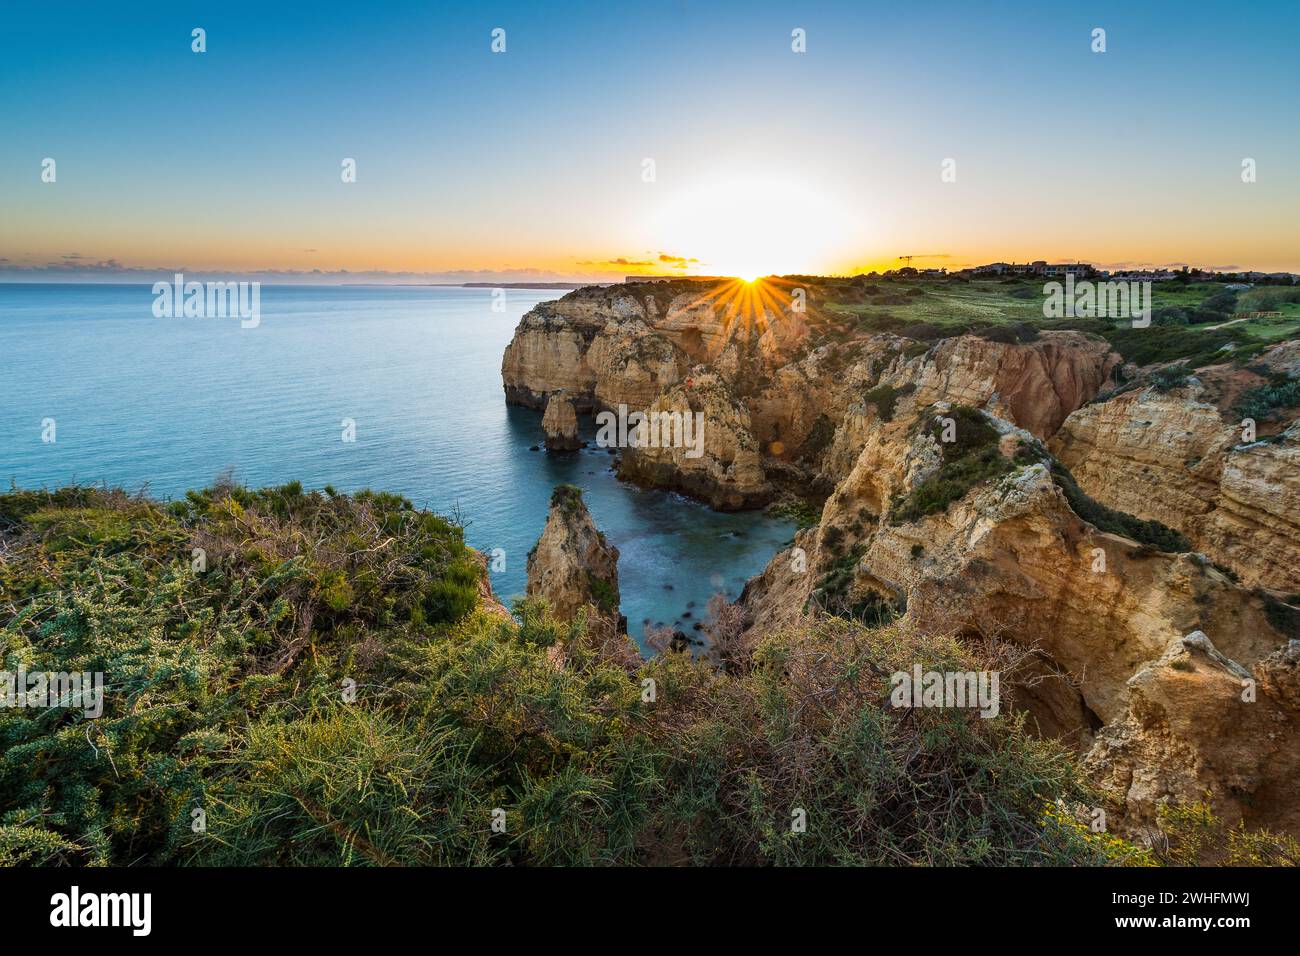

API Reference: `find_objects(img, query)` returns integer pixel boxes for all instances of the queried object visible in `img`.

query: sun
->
[649,175,859,280]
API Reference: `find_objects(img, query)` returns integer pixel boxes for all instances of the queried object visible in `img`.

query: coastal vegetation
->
[880,405,1193,556]
[4,480,1266,867]
[1233,373,1300,423]
[889,407,1032,524]
[1046,460,1192,553]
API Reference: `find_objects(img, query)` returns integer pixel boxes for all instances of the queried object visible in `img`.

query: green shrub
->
[0,480,1240,868]
[1258,591,1300,640]
[861,383,914,422]
[1200,290,1238,315]
[421,559,481,624]
[1233,374,1300,423]
[585,573,619,614]
[550,484,585,514]
[1103,325,1258,368]
[1048,460,1191,552]
[890,407,1025,523]
[974,322,1039,344]
[1149,364,1192,392]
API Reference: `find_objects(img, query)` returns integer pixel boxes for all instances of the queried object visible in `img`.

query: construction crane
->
[898,254,946,270]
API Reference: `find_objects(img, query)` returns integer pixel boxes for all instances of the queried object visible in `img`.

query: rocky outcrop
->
[501,280,809,414]
[749,335,910,467]
[740,400,1296,832]
[525,485,620,620]
[541,392,581,451]
[616,372,772,510]
[904,332,1120,439]
[470,548,513,623]
[505,280,1119,513]
[1084,632,1300,838]
[1051,378,1300,592]
[506,281,1300,836]
[500,306,605,410]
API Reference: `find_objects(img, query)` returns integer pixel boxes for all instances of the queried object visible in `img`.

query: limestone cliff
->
[905,332,1120,438]
[616,371,772,510]
[1051,349,1300,591]
[525,485,621,620]
[506,281,1300,836]
[740,400,1296,833]
[504,280,1118,511]
[1084,631,1300,838]
[500,280,807,414]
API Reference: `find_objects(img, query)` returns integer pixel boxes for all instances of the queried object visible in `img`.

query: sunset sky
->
[3,0,1298,282]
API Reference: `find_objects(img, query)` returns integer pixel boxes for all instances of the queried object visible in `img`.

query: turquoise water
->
[0,283,794,646]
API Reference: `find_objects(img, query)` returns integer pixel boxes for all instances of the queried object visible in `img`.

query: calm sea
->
[0,283,794,646]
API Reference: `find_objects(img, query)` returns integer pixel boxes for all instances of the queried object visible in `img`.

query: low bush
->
[1102,325,1258,368]
[861,383,915,422]
[1233,374,1300,423]
[1048,461,1191,552]
[890,407,1029,524]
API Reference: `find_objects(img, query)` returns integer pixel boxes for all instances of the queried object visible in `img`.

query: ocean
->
[0,282,795,646]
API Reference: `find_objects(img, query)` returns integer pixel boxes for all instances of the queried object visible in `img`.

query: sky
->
[2,0,1298,282]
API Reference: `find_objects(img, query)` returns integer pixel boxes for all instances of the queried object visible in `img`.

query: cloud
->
[574,251,701,272]
[657,252,700,269]
[576,257,654,267]
[33,257,136,273]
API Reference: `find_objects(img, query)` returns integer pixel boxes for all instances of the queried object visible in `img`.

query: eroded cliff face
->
[616,372,772,510]
[501,306,604,410]
[506,282,1300,837]
[504,280,1119,510]
[1084,632,1300,839]
[906,332,1120,439]
[739,400,1297,834]
[525,487,620,620]
[1051,351,1300,592]
[501,281,808,415]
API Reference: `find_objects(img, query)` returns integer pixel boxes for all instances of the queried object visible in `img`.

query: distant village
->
[912,261,1298,283]
[624,262,1298,284]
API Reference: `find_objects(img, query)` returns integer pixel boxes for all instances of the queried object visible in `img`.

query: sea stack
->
[542,391,581,451]
[525,484,620,620]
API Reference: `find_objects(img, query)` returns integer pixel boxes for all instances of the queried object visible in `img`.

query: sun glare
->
[650,176,859,280]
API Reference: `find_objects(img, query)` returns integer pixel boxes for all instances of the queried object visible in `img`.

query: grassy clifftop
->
[0,482,1273,866]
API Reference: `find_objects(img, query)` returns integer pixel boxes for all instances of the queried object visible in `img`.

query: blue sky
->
[2,0,1297,280]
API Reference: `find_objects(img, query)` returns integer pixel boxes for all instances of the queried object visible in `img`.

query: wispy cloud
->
[576,257,655,268]
[576,251,700,272]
